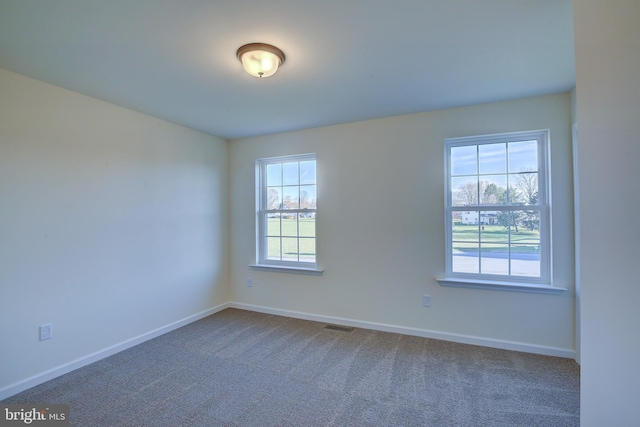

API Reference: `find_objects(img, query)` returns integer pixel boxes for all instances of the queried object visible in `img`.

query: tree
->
[456,182,478,206]
[300,190,310,209]
[516,171,539,231]
[520,210,539,231]
[517,171,538,205]
[267,188,281,210]
[283,195,294,209]
[496,186,523,232]
[497,210,522,233]
[482,182,505,205]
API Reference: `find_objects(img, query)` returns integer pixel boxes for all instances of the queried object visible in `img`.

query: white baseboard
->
[1,301,575,400]
[0,303,231,401]
[229,302,576,359]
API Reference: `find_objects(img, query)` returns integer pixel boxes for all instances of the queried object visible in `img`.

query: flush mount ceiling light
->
[236,43,285,78]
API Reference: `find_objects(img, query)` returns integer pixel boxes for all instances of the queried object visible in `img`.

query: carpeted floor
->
[3,308,580,426]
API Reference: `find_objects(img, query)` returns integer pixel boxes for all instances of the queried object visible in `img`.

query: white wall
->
[0,65,579,400]
[574,0,640,424]
[229,93,575,355]
[0,68,229,394]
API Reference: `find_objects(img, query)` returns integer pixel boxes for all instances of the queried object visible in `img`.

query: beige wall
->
[0,65,579,399]
[229,93,575,355]
[0,68,230,393]
[574,0,640,424]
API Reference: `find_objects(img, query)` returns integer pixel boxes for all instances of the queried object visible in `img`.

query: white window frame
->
[252,153,321,275]
[439,130,563,294]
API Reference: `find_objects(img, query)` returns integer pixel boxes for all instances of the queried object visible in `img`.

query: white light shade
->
[237,43,285,78]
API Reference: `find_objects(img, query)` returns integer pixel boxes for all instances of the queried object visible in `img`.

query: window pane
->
[267,215,280,236]
[518,210,540,233]
[452,211,463,227]
[299,238,315,263]
[479,143,506,174]
[479,224,509,275]
[479,176,507,205]
[266,187,282,210]
[281,213,298,237]
[300,160,316,184]
[452,208,479,274]
[299,215,315,237]
[282,237,298,262]
[510,244,540,277]
[510,210,540,277]
[452,241,479,274]
[283,162,299,185]
[511,217,540,276]
[267,237,281,260]
[508,140,537,172]
[454,214,479,238]
[496,211,516,233]
[497,210,540,241]
[480,243,509,275]
[480,221,506,243]
[266,163,282,186]
[452,176,478,206]
[299,185,316,209]
[282,187,299,209]
[451,145,477,176]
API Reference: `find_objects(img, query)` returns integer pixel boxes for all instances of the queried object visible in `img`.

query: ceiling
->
[0,0,575,140]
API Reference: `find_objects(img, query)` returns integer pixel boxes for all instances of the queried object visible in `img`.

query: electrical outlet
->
[423,295,432,307]
[247,278,253,287]
[40,323,52,341]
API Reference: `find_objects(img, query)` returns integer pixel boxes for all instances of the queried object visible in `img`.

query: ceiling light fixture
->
[236,43,285,78]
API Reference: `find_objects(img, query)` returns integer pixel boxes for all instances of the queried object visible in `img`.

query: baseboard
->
[0,303,231,401]
[1,300,575,400]
[229,302,576,359]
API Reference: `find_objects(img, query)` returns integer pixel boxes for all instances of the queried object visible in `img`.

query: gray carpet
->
[3,308,580,426]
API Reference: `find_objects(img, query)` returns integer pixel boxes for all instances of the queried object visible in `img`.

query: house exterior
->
[461,211,498,225]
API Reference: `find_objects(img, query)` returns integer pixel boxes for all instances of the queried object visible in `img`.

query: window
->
[444,130,551,288]
[255,154,317,270]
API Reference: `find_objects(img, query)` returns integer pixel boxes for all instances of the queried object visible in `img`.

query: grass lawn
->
[452,224,540,253]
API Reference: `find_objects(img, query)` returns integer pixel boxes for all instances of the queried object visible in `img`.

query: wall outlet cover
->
[39,323,52,341]
[423,295,432,307]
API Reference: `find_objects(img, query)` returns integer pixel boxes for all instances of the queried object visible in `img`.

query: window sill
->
[437,277,567,294]
[249,264,324,276]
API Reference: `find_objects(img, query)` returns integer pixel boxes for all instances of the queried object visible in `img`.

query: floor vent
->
[324,324,355,332]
